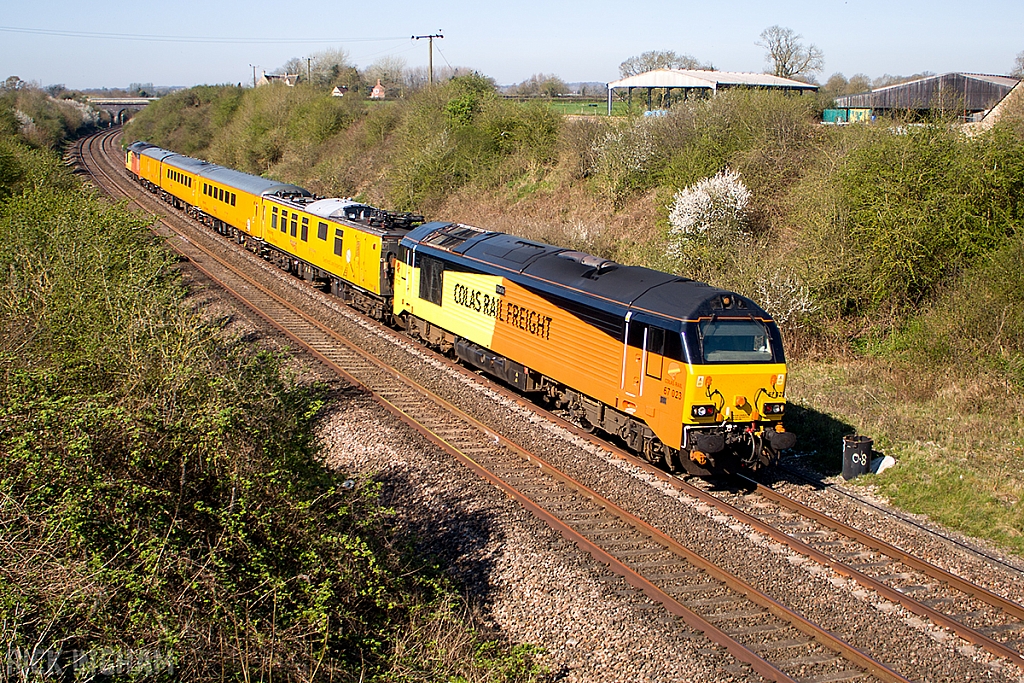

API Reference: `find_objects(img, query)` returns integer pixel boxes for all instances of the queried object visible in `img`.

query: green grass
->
[789,358,1024,556]
[506,98,633,116]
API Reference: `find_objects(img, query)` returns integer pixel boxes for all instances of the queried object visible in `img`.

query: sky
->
[2,0,1022,89]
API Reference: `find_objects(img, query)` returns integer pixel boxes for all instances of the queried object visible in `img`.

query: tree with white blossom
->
[667,168,751,258]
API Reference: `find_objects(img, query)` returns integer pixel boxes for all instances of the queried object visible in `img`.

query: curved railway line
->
[72,128,1024,682]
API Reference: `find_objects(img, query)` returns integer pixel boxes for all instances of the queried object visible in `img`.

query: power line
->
[0,25,408,45]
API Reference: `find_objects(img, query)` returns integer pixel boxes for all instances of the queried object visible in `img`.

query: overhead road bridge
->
[87,97,159,124]
[606,69,817,115]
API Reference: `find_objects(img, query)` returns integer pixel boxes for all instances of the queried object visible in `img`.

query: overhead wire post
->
[411,31,444,85]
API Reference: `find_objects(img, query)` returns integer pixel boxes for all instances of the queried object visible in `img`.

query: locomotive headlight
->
[691,404,717,419]
[763,402,786,415]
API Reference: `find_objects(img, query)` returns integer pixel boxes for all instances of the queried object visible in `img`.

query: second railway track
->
[74,129,1024,682]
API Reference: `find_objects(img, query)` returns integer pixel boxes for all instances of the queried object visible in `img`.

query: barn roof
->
[835,73,1020,112]
[607,69,818,92]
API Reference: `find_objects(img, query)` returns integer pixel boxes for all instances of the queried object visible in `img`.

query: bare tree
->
[618,50,714,78]
[1012,50,1024,79]
[872,71,933,88]
[847,73,872,94]
[823,72,873,98]
[756,26,823,79]
[822,72,848,99]
[277,48,355,87]
[512,73,569,97]
[366,55,408,94]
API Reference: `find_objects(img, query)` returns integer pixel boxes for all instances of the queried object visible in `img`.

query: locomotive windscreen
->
[698,320,774,363]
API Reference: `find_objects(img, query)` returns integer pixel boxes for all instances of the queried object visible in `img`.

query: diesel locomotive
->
[126,141,795,475]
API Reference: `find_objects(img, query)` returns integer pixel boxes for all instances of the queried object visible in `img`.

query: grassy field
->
[513,98,648,117]
[789,358,1024,555]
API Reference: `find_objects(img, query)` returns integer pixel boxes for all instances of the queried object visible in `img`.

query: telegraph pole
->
[412,32,444,85]
[249,64,258,88]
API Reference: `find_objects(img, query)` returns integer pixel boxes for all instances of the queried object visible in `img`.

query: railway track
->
[72,129,1023,682]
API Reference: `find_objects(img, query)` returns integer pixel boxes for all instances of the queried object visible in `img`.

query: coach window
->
[317,221,328,241]
[271,206,278,230]
[280,210,288,232]
[300,217,309,241]
[230,193,236,206]
[334,229,344,256]
[290,214,297,237]
[418,255,444,306]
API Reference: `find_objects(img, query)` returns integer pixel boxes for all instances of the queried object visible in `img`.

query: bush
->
[0,85,88,149]
[666,167,751,246]
[592,117,657,203]
[127,85,245,156]
[385,75,560,210]
[797,122,1022,326]
[656,90,818,224]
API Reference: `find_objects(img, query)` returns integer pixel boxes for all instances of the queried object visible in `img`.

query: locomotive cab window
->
[418,254,444,306]
[699,320,773,363]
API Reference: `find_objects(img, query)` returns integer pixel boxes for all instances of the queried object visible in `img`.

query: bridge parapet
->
[87,97,159,124]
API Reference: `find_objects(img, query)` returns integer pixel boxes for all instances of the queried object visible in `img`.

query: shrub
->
[666,167,751,246]
[592,117,657,203]
[798,122,1021,326]
[385,76,560,210]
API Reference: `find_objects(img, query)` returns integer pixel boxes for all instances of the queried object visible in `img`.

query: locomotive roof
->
[404,222,772,325]
[138,145,177,163]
